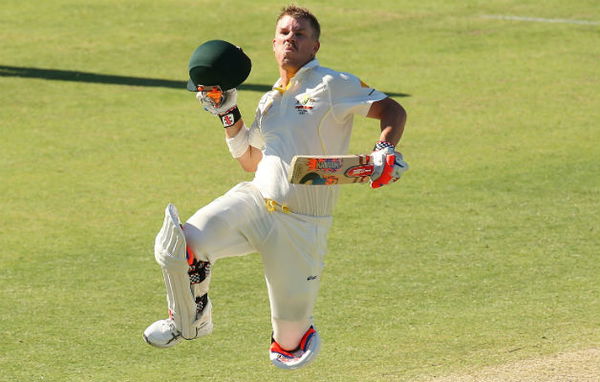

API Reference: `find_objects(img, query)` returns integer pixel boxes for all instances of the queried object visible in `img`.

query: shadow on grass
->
[0,65,410,97]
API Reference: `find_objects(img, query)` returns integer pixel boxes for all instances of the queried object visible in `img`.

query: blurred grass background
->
[1,0,599,380]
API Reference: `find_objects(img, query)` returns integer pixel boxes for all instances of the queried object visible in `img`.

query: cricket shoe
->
[143,318,183,348]
[269,326,321,370]
[143,299,213,348]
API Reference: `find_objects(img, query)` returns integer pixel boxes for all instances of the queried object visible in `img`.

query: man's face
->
[273,15,320,73]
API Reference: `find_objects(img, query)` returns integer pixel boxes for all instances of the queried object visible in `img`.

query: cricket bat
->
[288,154,374,185]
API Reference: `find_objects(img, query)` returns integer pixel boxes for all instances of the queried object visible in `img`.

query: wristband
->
[225,125,250,158]
[373,140,395,151]
[219,106,242,128]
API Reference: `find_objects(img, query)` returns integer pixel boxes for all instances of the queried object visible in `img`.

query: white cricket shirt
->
[249,59,386,216]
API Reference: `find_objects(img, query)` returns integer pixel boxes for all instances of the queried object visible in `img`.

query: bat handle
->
[370,154,396,189]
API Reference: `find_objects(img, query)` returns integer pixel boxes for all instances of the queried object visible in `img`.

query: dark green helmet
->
[186,40,252,92]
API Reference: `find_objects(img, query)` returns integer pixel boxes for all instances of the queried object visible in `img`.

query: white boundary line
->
[481,15,600,26]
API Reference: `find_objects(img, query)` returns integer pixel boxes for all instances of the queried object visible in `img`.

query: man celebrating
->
[143,5,408,370]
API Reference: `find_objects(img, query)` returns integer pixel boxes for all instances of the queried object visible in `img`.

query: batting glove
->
[196,88,241,128]
[370,141,409,189]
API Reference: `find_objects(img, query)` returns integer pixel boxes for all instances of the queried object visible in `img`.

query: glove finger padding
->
[196,88,238,115]
[390,152,409,182]
[370,150,409,188]
[370,146,395,181]
[370,154,395,189]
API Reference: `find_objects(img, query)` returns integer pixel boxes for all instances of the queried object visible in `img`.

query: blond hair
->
[277,5,321,41]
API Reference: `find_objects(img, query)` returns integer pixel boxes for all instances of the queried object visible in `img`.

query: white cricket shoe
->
[143,318,184,348]
[270,326,321,370]
[143,299,213,348]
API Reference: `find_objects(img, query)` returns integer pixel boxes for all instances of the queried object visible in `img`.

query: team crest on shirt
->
[294,94,317,115]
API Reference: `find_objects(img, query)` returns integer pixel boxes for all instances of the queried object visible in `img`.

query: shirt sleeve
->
[328,72,387,122]
[248,123,265,150]
[248,94,269,150]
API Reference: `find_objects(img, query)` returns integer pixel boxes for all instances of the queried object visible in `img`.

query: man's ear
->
[313,41,320,55]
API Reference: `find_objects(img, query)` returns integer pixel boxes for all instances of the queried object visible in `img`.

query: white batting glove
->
[370,141,409,189]
[195,88,241,127]
[196,88,237,115]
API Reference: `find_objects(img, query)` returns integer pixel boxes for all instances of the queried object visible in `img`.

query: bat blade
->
[288,155,373,185]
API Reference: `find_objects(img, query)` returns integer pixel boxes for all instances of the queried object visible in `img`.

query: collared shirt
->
[249,59,387,216]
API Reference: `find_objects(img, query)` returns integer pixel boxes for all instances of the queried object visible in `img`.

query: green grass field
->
[1,0,599,381]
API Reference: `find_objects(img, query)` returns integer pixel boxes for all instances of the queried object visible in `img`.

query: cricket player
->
[143,5,408,370]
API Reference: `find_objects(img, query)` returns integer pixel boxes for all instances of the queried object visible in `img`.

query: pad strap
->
[187,247,212,318]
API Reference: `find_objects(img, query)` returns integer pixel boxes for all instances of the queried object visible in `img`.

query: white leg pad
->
[154,204,204,340]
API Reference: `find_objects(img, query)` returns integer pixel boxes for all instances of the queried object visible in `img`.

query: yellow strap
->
[265,199,291,214]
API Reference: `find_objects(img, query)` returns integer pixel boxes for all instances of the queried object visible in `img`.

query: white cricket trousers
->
[182,182,332,346]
